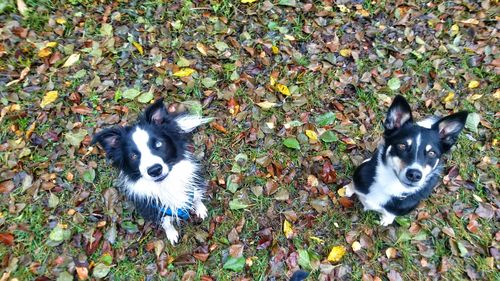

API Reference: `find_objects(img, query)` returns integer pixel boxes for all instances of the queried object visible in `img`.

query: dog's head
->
[92,99,209,182]
[382,95,468,188]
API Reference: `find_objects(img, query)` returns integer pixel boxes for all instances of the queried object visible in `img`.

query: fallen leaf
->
[241,0,257,3]
[339,49,351,57]
[132,41,144,55]
[283,220,293,239]
[173,68,196,77]
[256,101,277,109]
[388,77,401,90]
[38,48,52,58]
[275,83,290,96]
[17,0,28,16]
[0,180,15,193]
[468,80,479,89]
[56,17,66,24]
[352,241,361,252]
[62,53,80,67]
[0,233,14,245]
[40,91,58,108]
[305,130,318,142]
[386,247,398,259]
[443,92,454,103]
[283,138,300,150]
[46,42,57,48]
[338,197,354,208]
[76,266,89,280]
[223,256,245,272]
[196,43,208,56]
[327,245,346,263]
[465,113,480,133]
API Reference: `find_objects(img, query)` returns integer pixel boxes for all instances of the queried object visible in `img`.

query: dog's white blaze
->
[122,157,203,216]
[175,115,211,133]
[415,133,421,161]
[132,128,169,180]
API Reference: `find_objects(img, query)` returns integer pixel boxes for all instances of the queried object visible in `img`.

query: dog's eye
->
[427,151,436,158]
[130,153,138,160]
[155,141,163,148]
[397,143,406,151]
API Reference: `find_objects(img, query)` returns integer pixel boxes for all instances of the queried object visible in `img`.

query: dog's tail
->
[289,270,309,281]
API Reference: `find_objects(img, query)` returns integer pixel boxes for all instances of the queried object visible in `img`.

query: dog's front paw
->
[380,213,396,226]
[165,227,179,244]
[345,184,355,197]
[194,202,208,220]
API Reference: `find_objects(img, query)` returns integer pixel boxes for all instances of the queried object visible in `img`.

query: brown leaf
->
[193,252,209,262]
[475,203,494,219]
[71,105,93,115]
[85,229,102,255]
[76,266,89,280]
[0,233,14,246]
[338,197,354,208]
[387,270,403,281]
[0,180,15,193]
[319,161,337,184]
[229,244,244,258]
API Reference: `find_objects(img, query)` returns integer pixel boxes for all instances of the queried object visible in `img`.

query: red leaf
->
[319,161,337,184]
[0,180,15,194]
[339,197,354,208]
[0,232,14,246]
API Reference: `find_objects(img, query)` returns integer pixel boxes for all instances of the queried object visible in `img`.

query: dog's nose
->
[147,164,163,177]
[406,169,422,182]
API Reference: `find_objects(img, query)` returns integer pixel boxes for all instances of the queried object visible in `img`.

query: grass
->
[0,0,498,280]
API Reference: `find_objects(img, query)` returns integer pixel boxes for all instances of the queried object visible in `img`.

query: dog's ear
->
[92,127,123,163]
[432,111,468,152]
[384,95,413,134]
[144,98,169,125]
[174,115,212,133]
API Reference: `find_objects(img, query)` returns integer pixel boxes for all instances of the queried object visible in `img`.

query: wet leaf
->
[283,220,293,239]
[388,77,401,90]
[283,138,300,149]
[256,101,277,109]
[223,256,245,272]
[327,246,346,263]
[40,91,58,108]
[465,113,480,133]
[316,112,336,127]
[173,68,196,77]
[62,53,80,67]
[468,80,479,89]
[275,83,290,96]
[305,130,318,142]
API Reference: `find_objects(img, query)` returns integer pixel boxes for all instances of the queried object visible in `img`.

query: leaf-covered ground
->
[0,0,499,280]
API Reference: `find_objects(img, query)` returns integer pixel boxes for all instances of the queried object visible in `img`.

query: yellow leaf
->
[275,83,290,96]
[356,9,369,17]
[450,24,459,36]
[56,17,66,24]
[173,68,196,77]
[469,94,483,101]
[327,245,346,263]
[468,80,479,89]
[305,130,318,142]
[337,4,350,13]
[46,41,58,48]
[38,48,52,58]
[385,247,397,259]
[62,53,80,67]
[256,101,277,109]
[241,0,257,2]
[337,186,346,197]
[443,92,455,103]
[460,18,479,25]
[271,45,279,55]
[40,91,58,108]
[352,241,362,252]
[132,41,144,55]
[493,89,500,100]
[310,236,324,243]
[270,76,276,86]
[339,49,351,57]
[284,34,295,41]
[196,42,208,56]
[283,220,293,239]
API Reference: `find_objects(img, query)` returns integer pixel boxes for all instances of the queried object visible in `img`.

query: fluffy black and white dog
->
[92,99,210,244]
[347,95,468,225]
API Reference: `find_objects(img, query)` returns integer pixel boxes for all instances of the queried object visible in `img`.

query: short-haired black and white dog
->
[92,99,210,244]
[346,95,468,225]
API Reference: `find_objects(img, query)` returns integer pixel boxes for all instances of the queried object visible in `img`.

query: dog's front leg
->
[193,190,208,220]
[161,216,179,244]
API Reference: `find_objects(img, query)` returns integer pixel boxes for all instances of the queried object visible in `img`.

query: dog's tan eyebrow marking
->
[425,145,432,151]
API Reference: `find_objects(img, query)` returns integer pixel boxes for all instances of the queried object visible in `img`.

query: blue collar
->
[156,192,194,220]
